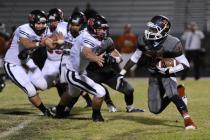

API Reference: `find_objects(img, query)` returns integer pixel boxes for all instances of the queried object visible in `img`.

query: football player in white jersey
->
[59,11,93,108]
[55,15,108,122]
[41,9,92,108]
[4,10,55,116]
[42,8,67,88]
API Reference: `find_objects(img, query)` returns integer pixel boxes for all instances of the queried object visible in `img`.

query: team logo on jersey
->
[28,14,35,21]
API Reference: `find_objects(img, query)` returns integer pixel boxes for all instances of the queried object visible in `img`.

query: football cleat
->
[184,116,197,130]
[43,108,55,117]
[107,104,117,113]
[126,106,144,113]
[50,106,70,118]
[92,112,104,122]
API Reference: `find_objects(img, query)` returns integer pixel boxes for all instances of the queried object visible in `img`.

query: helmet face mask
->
[28,10,47,36]
[68,11,85,37]
[144,15,171,42]
[95,25,109,41]
[48,8,63,32]
[87,15,109,41]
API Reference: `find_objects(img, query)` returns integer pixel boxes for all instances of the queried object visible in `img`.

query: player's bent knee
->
[95,84,106,97]
[119,81,134,95]
[148,102,162,114]
[35,77,48,90]
[26,86,37,98]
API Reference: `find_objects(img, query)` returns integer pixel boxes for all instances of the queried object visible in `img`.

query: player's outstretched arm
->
[82,47,105,67]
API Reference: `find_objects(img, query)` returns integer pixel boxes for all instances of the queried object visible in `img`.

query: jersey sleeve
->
[56,22,68,36]
[18,26,30,39]
[172,41,183,57]
[81,38,95,48]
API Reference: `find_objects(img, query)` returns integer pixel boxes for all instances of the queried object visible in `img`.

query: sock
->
[82,94,92,106]
[56,104,66,115]
[92,109,101,116]
[37,102,47,113]
[66,96,80,109]
[171,95,188,115]
[125,93,133,106]
[104,87,115,106]
[55,83,67,97]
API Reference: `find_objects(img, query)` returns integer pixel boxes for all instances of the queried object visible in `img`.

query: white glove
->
[156,66,170,75]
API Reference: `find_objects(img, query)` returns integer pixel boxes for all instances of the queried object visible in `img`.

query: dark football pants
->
[87,70,134,105]
[148,76,178,114]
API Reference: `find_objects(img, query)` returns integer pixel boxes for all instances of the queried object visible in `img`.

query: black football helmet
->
[68,11,85,37]
[87,15,109,40]
[28,10,47,35]
[68,11,85,25]
[144,15,171,41]
[48,8,64,22]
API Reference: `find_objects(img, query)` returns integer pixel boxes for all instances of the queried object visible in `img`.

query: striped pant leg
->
[4,62,37,97]
[66,70,105,98]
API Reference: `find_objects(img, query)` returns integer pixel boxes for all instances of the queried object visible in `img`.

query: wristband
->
[120,69,127,75]
[35,42,40,47]
[115,57,121,63]
[57,39,64,45]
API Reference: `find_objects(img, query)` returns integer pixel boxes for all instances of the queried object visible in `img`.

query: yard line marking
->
[0,118,34,139]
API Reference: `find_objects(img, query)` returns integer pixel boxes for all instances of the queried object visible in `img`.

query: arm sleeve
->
[175,54,190,68]
[169,54,190,74]
[130,49,142,63]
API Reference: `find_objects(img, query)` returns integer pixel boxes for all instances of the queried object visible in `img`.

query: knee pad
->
[148,105,161,114]
[148,100,162,114]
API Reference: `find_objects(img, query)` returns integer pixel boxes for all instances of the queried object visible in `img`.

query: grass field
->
[0,78,210,140]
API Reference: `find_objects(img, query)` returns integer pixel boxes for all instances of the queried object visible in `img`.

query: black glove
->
[103,53,116,65]
[18,49,29,61]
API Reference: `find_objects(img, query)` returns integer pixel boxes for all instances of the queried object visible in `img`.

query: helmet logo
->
[28,14,35,22]
[162,19,168,25]
[88,18,95,27]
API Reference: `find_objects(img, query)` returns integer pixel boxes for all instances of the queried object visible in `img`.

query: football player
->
[41,8,67,88]
[3,10,54,116]
[42,9,92,108]
[85,36,144,113]
[119,15,196,130]
[59,11,92,108]
[54,15,108,122]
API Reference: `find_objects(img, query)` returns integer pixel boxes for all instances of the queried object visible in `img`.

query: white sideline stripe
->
[0,119,33,139]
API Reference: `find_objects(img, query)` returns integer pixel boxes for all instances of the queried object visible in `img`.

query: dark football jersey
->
[137,34,183,72]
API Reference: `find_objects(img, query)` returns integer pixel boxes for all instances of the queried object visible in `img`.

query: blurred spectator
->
[0,23,9,92]
[180,22,205,80]
[0,23,10,56]
[116,24,138,77]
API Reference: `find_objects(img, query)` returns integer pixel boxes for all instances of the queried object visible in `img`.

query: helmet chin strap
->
[153,41,160,47]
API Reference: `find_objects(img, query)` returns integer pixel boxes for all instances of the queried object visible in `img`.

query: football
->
[157,58,179,68]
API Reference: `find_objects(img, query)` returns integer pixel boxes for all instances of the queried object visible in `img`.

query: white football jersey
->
[45,21,68,61]
[4,23,45,65]
[66,30,101,73]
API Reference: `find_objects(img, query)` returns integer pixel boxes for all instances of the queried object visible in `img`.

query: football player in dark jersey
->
[85,37,144,113]
[119,15,196,130]
[63,16,144,114]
